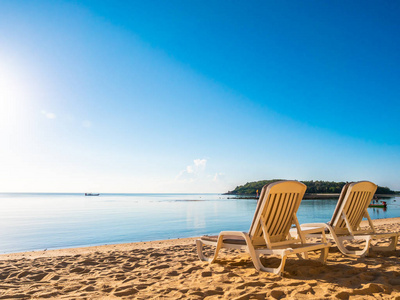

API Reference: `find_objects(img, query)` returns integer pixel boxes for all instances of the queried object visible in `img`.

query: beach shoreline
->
[1,217,399,261]
[229,193,400,200]
[0,217,399,299]
[0,237,199,261]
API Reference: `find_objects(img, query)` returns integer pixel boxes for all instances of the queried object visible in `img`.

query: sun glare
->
[0,54,35,172]
[0,54,35,133]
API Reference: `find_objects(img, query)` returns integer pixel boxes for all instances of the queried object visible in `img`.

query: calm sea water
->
[0,193,399,254]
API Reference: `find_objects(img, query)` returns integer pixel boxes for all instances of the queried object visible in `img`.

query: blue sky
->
[1,1,400,192]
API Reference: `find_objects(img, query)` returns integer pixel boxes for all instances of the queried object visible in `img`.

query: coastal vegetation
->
[226,180,396,195]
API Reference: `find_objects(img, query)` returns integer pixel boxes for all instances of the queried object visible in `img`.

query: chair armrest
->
[290,223,330,241]
[297,223,331,243]
[299,226,327,235]
[300,223,329,228]
[290,223,328,234]
[217,231,253,245]
[219,231,250,238]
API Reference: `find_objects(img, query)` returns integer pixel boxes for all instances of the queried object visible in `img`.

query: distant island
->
[225,179,397,199]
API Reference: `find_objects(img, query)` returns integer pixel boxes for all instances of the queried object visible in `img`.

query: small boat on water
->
[85,193,100,196]
[368,204,386,208]
[369,201,387,208]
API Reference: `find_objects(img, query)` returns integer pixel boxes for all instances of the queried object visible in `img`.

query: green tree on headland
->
[226,180,396,195]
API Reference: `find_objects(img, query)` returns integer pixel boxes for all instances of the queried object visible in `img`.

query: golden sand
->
[0,218,399,299]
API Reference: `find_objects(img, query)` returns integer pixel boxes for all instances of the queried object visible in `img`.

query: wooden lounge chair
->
[196,180,331,275]
[297,181,399,257]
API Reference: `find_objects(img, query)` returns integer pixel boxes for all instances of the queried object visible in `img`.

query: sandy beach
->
[0,218,399,299]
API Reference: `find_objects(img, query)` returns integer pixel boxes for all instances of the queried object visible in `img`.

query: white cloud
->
[194,158,207,168]
[174,159,227,192]
[41,110,56,119]
[176,158,207,182]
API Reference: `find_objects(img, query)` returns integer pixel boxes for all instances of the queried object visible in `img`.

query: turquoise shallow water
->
[0,193,398,254]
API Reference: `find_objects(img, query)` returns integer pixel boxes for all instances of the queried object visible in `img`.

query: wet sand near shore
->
[0,218,399,299]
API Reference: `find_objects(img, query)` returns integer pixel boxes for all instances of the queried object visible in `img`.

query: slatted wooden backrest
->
[249,181,307,246]
[331,181,377,234]
[327,182,352,226]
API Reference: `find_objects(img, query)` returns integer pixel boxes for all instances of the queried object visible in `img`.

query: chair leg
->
[336,236,371,257]
[196,237,224,263]
[210,236,224,263]
[196,239,210,262]
[371,235,399,252]
[319,246,329,263]
[259,253,287,275]
[250,250,287,275]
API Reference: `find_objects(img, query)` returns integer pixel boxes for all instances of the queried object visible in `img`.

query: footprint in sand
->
[149,264,170,271]
[236,281,266,289]
[200,271,212,277]
[166,270,179,276]
[35,291,60,298]
[15,270,32,278]
[270,290,285,299]
[27,272,48,281]
[80,259,99,266]
[113,285,139,297]
[183,266,202,274]
[69,267,89,274]
[80,285,96,292]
